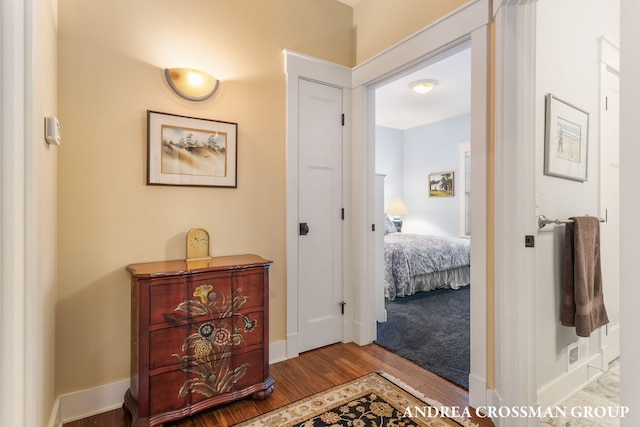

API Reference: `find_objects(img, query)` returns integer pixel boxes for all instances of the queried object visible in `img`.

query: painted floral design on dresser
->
[165,284,259,398]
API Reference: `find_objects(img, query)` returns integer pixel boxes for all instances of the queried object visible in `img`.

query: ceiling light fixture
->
[164,68,220,101]
[409,79,438,94]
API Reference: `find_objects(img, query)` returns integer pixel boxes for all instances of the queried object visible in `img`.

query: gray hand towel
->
[560,216,609,337]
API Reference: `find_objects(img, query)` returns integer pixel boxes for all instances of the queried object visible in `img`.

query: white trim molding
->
[620,2,640,423]
[46,397,62,427]
[598,36,620,369]
[468,24,490,410]
[1,0,35,425]
[458,141,471,237]
[350,0,491,411]
[269,339,288,365]
[537,353,604,409]
[353,0,489,87]
[58,379,130,425]
[599,36,620,74]
[493,2,538,425]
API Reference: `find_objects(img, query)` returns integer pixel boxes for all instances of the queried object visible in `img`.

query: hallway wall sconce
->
[164,68,220,101]
[409,79,438,94]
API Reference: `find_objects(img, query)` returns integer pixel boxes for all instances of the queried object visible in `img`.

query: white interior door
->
[600,66,620,364]
[298,78,344,353]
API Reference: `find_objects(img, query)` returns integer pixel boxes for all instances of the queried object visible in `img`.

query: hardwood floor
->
[64,343,494,427]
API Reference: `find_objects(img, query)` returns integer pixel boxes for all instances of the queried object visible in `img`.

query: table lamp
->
[386,198,408,232]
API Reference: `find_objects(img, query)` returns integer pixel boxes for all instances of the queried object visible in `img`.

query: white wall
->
[375,115,470,236]
[403,114,469,236]
[375,126,403,210]
[534,0,619,405]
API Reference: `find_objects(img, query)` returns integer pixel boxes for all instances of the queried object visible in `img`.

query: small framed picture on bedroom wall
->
[428,171,454,197]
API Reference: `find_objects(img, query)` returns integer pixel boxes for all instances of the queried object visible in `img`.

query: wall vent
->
[567,340,589,371]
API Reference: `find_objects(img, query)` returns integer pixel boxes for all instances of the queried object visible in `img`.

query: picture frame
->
[428,171,454,197]
[147,111,237,187]
[544,94,589,182]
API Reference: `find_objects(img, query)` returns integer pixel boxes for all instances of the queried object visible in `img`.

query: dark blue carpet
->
[375,286,470,389]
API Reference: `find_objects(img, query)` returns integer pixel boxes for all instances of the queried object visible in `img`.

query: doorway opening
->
[372,46,473,389]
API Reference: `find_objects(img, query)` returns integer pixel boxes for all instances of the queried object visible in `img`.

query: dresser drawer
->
[148,277,188,326]
[187,353,234,406]
[187,317,235,357]
[234,268,265,311]
[233,310,264,350]
[185,313,263,356]
[149,326,190,371]
[164,317,236,368]
[232,348,267,392]
[149,369,189,415]
[188,271,234,319]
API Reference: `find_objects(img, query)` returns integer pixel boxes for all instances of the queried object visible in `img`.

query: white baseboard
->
[47,396,62,427]
[467,373,487,410]
[537,353,603,408]
[59,378,130,424]
[286,332,300,358]
[351,319,370,346]
[53,340,290,424]
[602,321,620,365]
[485,388,503,427]
[269,339,288,364]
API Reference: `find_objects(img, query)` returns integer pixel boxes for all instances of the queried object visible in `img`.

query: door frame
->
[350,0,491,409]
[284,1,541,416]
[1,0,37,425]
[598,36,620,366]
[492,3,538,421]
[284,51,352,358]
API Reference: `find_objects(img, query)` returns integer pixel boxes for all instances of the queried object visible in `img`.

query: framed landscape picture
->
[428,171,454,197]
[147,111,237,187]
[544,94,589,182]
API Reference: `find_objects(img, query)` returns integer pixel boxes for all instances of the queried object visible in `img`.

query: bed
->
[383,216,470,300]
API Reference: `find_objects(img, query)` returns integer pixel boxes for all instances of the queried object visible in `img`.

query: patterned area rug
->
[233,372,477,427]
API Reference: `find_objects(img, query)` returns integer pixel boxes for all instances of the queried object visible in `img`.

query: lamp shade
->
[386,198,408,215]
[164,68,219,101]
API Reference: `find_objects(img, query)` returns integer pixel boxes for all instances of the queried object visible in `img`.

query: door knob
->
[299,223,310,236]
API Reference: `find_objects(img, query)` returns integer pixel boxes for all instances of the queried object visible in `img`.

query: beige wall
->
[56,0,353,394]
[353,0,469,64]
[36,0,59,423]
[55,0,468,398]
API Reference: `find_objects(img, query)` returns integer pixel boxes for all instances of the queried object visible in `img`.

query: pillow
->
[384,214,397,235]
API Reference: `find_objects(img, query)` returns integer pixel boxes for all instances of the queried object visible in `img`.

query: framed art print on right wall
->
[544,94,589,182]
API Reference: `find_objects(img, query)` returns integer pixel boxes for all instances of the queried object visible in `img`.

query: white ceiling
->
[375,47,471,130]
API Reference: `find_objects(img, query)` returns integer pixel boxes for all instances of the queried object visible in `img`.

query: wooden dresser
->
[123,254,274,426]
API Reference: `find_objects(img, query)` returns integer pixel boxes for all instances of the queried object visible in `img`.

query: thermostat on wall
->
[45,116,61,146]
